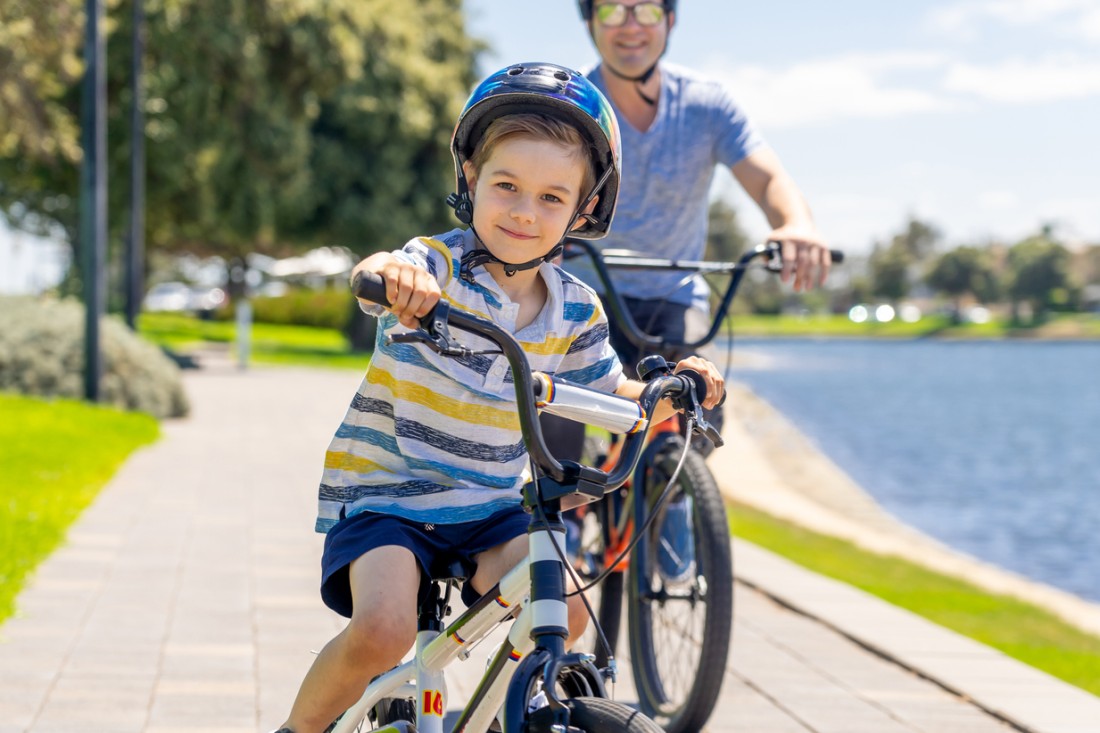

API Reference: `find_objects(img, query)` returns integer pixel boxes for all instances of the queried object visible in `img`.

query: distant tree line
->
[705,201,1100,323]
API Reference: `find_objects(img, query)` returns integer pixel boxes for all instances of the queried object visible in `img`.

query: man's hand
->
[768,225,832,292]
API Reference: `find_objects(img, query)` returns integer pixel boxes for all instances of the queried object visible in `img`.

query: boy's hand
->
[378,260,441,329]
[355,254,440,329]
[673,356,725,410]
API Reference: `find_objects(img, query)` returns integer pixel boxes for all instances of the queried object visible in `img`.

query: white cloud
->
[929,0,1100,40]
[977,191,1020,210]
[944,56,1100,103]
[707,53,949,129]
[1080,8,1100,40]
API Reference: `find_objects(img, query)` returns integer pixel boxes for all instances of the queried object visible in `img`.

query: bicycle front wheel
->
[527,697,664,733]
[627,434,734,733]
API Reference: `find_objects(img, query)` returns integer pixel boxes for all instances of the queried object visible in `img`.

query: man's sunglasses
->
[594,2,667,27]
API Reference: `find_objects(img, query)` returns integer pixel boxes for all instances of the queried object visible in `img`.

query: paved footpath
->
[1,360,1097,732]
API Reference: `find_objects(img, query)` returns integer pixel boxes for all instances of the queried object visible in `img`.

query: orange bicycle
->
[558,239,843,733]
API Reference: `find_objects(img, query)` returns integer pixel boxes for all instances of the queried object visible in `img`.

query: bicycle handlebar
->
[562,239,844,352]
[351,270,716,501]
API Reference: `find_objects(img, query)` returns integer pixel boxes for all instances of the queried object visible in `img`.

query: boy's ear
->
[461,160,478,198]
[570,195,599,231]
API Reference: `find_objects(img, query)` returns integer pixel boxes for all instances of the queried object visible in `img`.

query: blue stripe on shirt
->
[333,424,519,488]
[557,355,618,386]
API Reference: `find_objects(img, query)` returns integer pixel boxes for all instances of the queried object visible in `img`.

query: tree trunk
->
[343,300,377,353]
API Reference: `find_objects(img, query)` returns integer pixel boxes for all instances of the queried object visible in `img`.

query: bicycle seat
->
[427,558,468,584]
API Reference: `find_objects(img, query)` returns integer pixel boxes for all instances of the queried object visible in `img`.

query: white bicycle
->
[325,271,722,733]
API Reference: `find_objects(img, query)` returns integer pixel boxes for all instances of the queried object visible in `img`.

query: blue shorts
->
[320,505,531,618]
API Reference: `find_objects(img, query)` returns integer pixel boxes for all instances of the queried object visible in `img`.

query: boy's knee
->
[344,608,416,666]
[566,594,589,643]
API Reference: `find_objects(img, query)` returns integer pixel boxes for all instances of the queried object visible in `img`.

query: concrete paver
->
[0,361,1094,732]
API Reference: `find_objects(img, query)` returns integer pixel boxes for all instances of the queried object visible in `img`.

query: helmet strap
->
[459,243,566,284]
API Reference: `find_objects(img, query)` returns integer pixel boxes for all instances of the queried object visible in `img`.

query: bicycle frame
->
[331,518,579,733]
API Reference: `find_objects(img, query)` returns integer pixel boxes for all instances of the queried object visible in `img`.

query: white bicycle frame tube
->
[533,372,647,435]
[330,550,537,733]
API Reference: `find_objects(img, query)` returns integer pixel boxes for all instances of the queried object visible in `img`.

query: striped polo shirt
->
[316,228,626,532]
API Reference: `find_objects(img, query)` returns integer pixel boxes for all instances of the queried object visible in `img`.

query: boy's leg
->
[281,545,420,733]
[472,535,589,645]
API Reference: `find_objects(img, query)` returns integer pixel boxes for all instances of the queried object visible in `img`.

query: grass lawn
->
[730,500,1100,696]
[139,312,369,370]
[0,394,160,623]
[728,311,1100,339]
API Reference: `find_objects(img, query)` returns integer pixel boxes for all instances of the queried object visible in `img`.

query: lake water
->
[727,338,1100,603]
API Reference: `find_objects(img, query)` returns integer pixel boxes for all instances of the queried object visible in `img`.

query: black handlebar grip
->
[678,368,727,408]
[830,249,845,264]
[351,271,391,307]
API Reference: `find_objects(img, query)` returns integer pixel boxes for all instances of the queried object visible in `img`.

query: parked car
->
[143,282,226,315]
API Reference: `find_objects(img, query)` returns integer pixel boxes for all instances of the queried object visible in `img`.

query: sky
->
[465,0,1100,254]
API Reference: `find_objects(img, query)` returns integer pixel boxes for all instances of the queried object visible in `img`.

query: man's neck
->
[600,62,662,133]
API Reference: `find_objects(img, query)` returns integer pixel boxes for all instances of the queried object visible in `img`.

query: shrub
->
[217,288,354,330]
[0,297,189,418]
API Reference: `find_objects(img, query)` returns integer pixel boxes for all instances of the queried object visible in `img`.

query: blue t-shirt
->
[568,63,766,309]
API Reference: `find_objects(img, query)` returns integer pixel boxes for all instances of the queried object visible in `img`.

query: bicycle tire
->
[627,434,734,733]
[527,697,664,732]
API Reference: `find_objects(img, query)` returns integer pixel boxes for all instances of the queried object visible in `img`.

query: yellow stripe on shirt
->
[367,366,520,431]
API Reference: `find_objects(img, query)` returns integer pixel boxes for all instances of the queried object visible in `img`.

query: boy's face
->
[463,136,597,264]
[589,1,673,79]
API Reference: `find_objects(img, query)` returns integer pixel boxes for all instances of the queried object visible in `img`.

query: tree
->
[869,242,911,302]
[1006,235,1072,322]
[926,246,1000,315]
[865,216,942,304]
[704,197,748,263]
[890,215,941,263]
[0,2,84,238]
[0,0,481,290]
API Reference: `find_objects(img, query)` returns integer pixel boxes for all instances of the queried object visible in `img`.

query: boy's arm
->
[614,355,725,424]
[352,252,441,329]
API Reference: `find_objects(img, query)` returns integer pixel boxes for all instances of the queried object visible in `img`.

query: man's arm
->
[731,147,831,290]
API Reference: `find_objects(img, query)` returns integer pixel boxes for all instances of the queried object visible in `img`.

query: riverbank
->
[726,311,1100,339]
[710,381,1100,638]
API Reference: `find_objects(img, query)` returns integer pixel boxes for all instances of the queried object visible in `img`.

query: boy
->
[275,62,724,733]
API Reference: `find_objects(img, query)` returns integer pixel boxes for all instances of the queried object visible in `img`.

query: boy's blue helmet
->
[450,62,622,240]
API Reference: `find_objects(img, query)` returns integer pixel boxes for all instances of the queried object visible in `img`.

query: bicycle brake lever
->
[690,415,725,449]
[673,372,726,448]
[387,301,474,357]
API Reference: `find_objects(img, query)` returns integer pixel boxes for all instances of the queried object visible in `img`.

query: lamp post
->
[125,0,146,330]
[81,0,106,401]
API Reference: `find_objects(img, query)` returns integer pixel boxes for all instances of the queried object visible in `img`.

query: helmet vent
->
[554,71,569,81]
[507,67,524,76]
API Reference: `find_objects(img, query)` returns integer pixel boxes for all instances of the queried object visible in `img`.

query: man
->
[574,0,831,306]
[547,0,831,461]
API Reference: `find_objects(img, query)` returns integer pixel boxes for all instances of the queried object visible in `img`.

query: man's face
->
[589,2,673,78]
